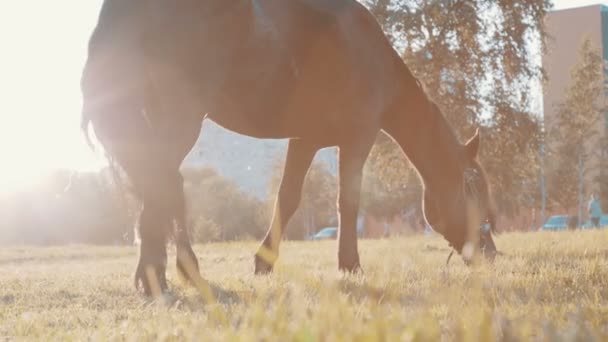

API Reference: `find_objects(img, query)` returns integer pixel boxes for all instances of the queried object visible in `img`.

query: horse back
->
[84,0,404,140]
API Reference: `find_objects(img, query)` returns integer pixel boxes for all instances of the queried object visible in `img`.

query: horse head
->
[422,129,497,264]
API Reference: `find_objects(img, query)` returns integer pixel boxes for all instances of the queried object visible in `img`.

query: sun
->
[0,1,105,194]
[0,103,106,194]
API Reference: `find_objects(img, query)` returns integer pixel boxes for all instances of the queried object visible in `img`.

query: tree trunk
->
[578,153,584,228]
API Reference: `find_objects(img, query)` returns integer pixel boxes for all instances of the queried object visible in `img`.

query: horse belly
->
[205,45,300,138]
[206,81,297,140]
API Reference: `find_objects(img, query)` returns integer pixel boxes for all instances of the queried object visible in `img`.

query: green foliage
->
[183,167,267,242]
[547,37,605,212]
[363,0,550,219]
[2,231,608,340]
[267,157,337,239]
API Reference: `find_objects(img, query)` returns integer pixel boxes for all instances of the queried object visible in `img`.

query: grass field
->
[1,230,608,341]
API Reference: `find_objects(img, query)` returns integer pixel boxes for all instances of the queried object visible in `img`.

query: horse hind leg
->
[86,89,203,296]
[133,171,174,297]
[336,138,375,272]
[134,167,206,296]
[171,172,204,287]
[255,139,318,274]
[90,116,172,295]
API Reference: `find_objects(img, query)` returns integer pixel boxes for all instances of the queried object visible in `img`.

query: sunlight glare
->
[0,1,104,193]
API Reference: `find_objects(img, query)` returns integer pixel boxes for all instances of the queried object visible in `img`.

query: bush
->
[183,167,268,242]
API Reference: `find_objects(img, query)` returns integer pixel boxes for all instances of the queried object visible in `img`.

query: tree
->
[547,37,605,221]
[361,132,420,220]
[601,131,608,206]
[183,167,267,242]
[0,169,137,245]
[359,0,550,224]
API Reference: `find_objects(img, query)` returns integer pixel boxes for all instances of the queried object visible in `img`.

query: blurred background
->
[0,0,607,245]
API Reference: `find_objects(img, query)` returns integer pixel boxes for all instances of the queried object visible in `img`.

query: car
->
[308,223,365,240]
[309,227,338,240]
[582,214,608,229]
[540,215,579,231]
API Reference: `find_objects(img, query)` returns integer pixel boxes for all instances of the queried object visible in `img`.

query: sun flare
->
[0,1,104,194]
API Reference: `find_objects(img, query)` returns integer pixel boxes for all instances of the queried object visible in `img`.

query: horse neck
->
[383,72,463,189]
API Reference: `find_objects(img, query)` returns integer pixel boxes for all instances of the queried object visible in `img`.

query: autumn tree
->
[359,0,550,223]
[183,167,267,242]
[601,131,608,205]
[547,37,605,220]
[361,132,420,220]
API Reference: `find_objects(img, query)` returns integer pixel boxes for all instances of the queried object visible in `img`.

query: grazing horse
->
[82,0,497,296]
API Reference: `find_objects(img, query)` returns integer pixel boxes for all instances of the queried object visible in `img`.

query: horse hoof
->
[134,263,168,298]
[482,248,497,263]
[338,251,362,274]
[339,262,362,274]
[254,254,274,275]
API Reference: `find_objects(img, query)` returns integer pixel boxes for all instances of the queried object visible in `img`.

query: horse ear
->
[465,128,480,159]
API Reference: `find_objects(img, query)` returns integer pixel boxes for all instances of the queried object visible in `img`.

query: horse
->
[81,0,497,296]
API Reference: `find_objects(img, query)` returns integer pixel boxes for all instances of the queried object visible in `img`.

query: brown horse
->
[82,0,497,296]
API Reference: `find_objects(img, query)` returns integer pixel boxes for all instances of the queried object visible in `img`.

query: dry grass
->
[1,230,608,341]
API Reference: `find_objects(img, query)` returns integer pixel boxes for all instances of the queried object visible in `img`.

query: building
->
[542,4,608,208]
[543,5,608,126]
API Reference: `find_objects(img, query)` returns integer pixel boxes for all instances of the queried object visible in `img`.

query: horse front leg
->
[175,222,201,286]
[337,139,374,272]
[171,172,203,286]
[254,139,318,274]
[132,168,182,297]
[134,196,170,297]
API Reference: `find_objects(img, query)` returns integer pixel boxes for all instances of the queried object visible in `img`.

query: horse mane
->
[403,67,463,151]
[81,113,94,151]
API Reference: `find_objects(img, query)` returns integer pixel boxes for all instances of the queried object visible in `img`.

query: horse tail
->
[81,109,95,151]
[80,51,97,152]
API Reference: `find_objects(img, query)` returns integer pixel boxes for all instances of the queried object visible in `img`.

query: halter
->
[464,167,481,197]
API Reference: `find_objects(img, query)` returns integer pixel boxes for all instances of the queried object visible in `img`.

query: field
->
[1,231,608,341]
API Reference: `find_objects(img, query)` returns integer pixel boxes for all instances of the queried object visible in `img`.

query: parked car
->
[308,224,365,240]
[309,227,338,240]
[540,215,579,231]
[582,215,608,229]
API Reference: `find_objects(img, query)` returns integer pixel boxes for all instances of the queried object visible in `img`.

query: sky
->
[0,0,604,192]
[0,1,104,192]
[555,0,608,10]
